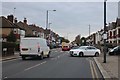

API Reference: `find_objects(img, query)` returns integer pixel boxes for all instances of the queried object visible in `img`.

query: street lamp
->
[103,0,107,63]
[89,24,91,46]
[46,10,56,40]
[49,23,52,41]
[45,9,56,48]
[46,10,56,29]
[13,7,16,16]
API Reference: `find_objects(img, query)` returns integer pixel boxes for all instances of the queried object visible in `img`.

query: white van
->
[20,37,50,60]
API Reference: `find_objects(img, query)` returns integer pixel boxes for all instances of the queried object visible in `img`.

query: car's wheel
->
[79,52,84,57]
[22,56,26,60]
[47,52,50,58]
[40,52,44,60]
[70,54,73,57]
[95,52,99,57]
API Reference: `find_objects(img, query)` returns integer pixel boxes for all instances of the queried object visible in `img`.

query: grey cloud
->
[2,2,118,41]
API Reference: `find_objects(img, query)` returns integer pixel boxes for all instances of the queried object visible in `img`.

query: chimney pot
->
[24,17,27,24]
[14,17,17,23]
[7,14,14,23]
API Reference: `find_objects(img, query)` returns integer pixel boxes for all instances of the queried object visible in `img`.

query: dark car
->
[109,46,120,55]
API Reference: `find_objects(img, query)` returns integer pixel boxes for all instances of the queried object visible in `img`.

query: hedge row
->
[2,42,16,56]
[2,42,16,48]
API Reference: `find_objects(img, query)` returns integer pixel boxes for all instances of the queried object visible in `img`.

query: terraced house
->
[0,15,25,42]
[108,18,120,46]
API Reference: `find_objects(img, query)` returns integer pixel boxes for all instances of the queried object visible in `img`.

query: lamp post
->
[46,10,56,29]
[89,24,91,46]
[49,23,52,41]
[46,10,56,39]
[13,7,16,16]
[103,0,107,63]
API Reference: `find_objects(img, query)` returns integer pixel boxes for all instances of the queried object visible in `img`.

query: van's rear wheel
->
[40,53,44,60]
[47,51,51,58]
[22,56,26,60]
[47,54,50,58]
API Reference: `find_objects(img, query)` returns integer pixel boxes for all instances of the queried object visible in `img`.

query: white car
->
[69,46,101,57]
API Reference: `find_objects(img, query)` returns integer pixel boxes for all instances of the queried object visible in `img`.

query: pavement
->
[1,49,119,79]
[94,53,119,80]
[0,52,20,61]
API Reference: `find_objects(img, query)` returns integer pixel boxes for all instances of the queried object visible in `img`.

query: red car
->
[62,46,70,51]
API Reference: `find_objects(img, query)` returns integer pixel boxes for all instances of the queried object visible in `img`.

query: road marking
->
[24,61,47,71]
[91,61,99,80]
[90,60,95,80]
[90,60,99,80]
[4,76,8,79]
[50,58,56,60]
[57,56,60,58]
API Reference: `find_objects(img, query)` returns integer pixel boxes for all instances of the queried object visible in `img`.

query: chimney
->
[7,15,14,23]
[24,18,27,24]
[14,18,18,23]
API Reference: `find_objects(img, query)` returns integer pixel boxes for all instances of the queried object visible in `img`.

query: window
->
[118,29,120,37]
[119,40,120,43]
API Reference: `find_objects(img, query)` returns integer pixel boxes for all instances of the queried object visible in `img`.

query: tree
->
[75,35,81,46]
[80,37,86,46]
[61,37,70,43]
[7,31,17,42]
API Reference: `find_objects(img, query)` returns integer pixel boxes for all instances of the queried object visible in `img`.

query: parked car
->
[69,46,101,57]
[20,37,50,60]
[71,46,79,49]
[108,46,120,55]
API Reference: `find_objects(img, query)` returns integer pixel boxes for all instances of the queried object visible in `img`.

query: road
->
[2,48,103,80]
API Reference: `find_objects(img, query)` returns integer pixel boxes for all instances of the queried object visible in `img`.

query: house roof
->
[29,24,44,33]
[109,22,116,30]
[1,16,19,28]
[116,18,120,26]
[1,16,25,30]
[16,21,33,35]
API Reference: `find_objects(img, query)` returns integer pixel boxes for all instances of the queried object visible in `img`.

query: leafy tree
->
[61,37,70,43]
[80,37,86,46]
[7,31,17,42]
[75,35,80,46]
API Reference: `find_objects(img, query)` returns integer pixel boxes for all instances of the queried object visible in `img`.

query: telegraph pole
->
[103,0,107,63]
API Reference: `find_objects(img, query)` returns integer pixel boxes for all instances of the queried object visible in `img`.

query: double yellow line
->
[90,60,99,80]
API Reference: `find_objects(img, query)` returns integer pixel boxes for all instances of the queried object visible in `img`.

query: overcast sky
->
[1,0,119,42]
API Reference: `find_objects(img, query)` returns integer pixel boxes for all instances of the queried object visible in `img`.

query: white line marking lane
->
[24,61,47,71]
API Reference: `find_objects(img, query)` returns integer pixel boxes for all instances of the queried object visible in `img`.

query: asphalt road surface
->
[2,48,103,80]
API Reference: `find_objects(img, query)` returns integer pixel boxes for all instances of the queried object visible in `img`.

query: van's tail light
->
[37,45,40,52]
[22,48,28,51]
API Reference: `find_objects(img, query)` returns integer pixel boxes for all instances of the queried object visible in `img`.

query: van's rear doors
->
[20,39,39,54]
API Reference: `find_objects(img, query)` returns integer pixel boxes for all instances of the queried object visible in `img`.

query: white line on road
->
[24,61,47,71]
[4,76,8,79]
